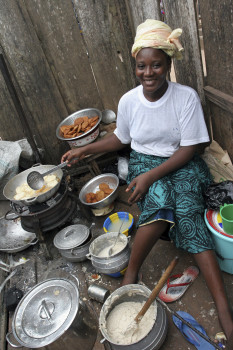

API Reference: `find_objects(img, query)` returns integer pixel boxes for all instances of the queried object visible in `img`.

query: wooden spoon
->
[124,256,179,336]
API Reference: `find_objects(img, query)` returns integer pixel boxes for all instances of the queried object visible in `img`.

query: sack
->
[204,181,233,210]
[0,139,34,200]
[201,140,233,183]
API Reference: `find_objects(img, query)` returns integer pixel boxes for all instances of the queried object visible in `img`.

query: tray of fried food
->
[85,183,114,203]
[60,115,99,139]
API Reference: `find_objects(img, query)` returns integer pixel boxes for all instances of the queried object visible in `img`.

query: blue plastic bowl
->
[103,212,134,237]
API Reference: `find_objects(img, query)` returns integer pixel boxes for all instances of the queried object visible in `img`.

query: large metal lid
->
[53,224,90,250]
[13,278,79,348]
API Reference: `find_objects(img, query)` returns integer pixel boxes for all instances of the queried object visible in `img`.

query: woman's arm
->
[126,145,198,203]
[61,133,127,165]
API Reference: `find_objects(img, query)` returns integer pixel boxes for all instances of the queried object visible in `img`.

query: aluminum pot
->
[99,284,168,350]
[87,232,130,275]
[3,164,63,206]
[54,223,95,262]
[6,278,98,349]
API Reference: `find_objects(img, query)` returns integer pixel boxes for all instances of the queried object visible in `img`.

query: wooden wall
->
[0,0,232,163]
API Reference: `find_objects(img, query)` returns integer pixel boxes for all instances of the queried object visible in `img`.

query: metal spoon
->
[107,213,127,257]
[27,158,78,190]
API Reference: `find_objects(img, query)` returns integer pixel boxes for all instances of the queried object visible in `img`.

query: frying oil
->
[108,218,131,233]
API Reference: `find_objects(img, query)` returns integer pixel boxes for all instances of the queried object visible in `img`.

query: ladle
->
[107,213,127,257]
[27,159,78,190]
[124,256,179,337]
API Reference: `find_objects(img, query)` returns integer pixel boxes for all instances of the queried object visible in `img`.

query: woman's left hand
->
[126,173,152,204]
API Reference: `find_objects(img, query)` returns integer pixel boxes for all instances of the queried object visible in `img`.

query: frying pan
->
[0,217,38,253]
[3,164,63,206]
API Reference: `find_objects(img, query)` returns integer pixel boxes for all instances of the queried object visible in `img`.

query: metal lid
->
[13,278,79,348]
[53,224,90,250]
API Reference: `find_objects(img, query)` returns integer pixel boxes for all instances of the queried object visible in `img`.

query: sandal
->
[158,266,199,302]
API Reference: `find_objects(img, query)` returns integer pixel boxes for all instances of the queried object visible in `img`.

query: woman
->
[62,19,233,347]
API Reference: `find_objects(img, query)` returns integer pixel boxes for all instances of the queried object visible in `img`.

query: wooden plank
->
[200,0,233,95]
[0,0,69,163]
[73,0,136,112]
[163,0,206,103]
[204,86,233,115]
[126,0,161,32]
[0,255,8,350]
[24,0,101,114]
[200,0,233,161]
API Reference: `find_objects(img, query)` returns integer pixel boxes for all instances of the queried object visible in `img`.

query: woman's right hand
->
[61,147,88,166]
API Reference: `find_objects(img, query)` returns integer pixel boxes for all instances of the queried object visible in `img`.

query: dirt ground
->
[0,174,233,350]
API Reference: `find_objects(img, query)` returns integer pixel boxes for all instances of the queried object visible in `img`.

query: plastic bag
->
[204,181,233,210]
[117,157,129,181]
[0,141,22,200]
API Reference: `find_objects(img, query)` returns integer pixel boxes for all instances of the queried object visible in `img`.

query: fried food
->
[85,182,114,203]
[60,115,99,138]
[14,174,60,200]
[96,190,105,201]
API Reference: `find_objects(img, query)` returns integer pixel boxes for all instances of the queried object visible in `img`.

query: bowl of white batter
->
[99,284,168,349]
[87,232,131,277]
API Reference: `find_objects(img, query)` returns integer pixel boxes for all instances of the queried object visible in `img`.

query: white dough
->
[14,175,60,200]
[106,301,156,345]
[97,240,125,257]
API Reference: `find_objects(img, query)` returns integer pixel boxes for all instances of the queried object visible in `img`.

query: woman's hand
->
[61,147,88,166]
[126,172,153,204]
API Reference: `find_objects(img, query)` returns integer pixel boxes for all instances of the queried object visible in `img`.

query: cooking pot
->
[99,284,168,350]
[6,278,98,349]
[87,233,130,275]
[3,164,63,206]
[53,223,95,262]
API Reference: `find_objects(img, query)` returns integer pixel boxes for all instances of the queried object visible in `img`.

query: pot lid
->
[13,278,79,348]
[53,224,90,249]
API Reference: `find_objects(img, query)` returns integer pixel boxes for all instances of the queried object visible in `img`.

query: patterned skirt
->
[127,150,215,253]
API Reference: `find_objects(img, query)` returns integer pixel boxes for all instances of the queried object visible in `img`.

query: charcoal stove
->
[7,180,77,233]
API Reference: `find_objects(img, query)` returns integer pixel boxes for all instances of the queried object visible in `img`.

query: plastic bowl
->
[56,108,102,148]
[79,173,119,209]
[103,212,134,237]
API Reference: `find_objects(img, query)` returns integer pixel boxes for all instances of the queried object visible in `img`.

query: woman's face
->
[135,48,171,101]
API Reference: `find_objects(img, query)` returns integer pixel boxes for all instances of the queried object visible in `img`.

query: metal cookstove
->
[10,180,77,233]
[7,180,77,259]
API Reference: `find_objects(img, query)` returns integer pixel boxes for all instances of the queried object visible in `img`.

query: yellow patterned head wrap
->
[132,19,184,60]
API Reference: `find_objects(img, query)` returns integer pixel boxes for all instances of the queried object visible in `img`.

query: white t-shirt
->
[114,81,210,157]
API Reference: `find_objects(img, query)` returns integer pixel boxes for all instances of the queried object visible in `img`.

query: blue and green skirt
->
[127,150,214,254]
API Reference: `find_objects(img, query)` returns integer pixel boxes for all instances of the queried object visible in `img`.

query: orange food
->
[85,182,114,203]
[60,115,99,138]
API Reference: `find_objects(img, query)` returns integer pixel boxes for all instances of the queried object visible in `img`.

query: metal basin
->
[99,284,168,350]
[56,108,102,148]
[79,173,119,209]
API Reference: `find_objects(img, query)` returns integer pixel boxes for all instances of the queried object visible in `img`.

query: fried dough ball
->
[96,190,105,201]
[85,182,114,203]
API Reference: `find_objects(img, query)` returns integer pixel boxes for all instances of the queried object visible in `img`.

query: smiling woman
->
[61,19,233,346]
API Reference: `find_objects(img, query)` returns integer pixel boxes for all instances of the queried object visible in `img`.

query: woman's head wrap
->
[132,19,184,60]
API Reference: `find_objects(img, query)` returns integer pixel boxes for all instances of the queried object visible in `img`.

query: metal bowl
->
[56,108,102,148]
[79,173,119,209]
